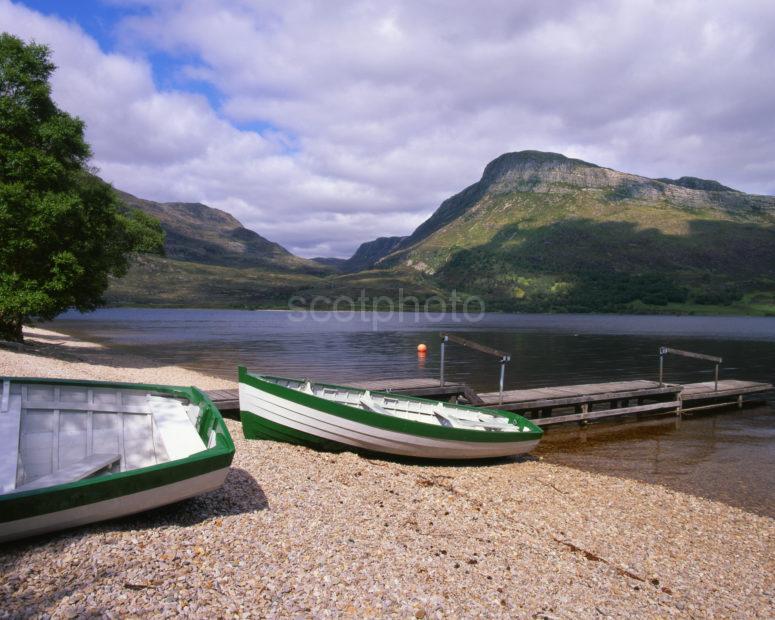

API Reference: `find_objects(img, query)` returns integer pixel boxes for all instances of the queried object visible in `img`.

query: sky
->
[1,1,774,258]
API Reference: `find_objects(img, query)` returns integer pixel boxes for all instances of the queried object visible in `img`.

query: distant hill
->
[312,237,406,273]
[369,151,775,313]
[310,256,348,270]
[343,236,405,272]
[107,189,332,307]
[105,253,324,308]
[117,190,328,274]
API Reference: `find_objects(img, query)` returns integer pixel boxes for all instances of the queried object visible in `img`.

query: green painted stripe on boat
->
[239,366,543,444]
[241,410,342,449]
[0,379,235,523]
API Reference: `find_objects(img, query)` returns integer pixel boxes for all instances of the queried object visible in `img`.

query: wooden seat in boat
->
[147,396,205,460]
[434,406,513,431]
[15,453,120,492]
[359,392,389,415]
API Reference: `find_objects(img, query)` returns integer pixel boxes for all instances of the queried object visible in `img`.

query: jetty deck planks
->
[680,380,773,401]
[478,380,674,408]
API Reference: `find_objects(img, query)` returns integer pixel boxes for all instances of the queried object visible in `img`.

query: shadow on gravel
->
[356,449,540,468]
[115,467,269,531]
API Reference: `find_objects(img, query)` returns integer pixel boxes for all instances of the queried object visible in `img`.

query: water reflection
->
[537,407,775,517]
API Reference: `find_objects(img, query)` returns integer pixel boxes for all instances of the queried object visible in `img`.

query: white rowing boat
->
[0,377,234,543]
[239,367,542,459]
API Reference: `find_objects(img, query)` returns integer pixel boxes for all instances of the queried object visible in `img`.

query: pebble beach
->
[1,328,773,618]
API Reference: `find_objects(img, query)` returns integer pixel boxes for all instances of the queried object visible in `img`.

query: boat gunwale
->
[0,376,235,524]
[239,367,543,443]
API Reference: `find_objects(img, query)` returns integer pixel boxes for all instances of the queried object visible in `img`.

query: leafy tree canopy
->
[0,33,163,342]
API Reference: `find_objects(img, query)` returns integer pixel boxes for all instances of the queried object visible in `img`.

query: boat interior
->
[265,376,535,433]
[0,380,211,496]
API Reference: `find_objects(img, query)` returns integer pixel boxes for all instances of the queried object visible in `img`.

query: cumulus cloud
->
[2,0,774,257]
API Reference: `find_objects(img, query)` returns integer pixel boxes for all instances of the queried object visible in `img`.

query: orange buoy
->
[417,343,427,353]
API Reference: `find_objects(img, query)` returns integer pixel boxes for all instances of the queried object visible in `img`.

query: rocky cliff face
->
[657,177,737,192]
[475,152,774,213]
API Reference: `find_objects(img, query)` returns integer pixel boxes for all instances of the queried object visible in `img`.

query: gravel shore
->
[1,328,773,618]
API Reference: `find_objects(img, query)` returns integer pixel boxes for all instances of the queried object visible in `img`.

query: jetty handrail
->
[440,333,510,359]
[659,346,723,391]
[440,333,511,405]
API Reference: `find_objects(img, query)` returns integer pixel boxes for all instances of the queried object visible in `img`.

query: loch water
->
[48,309,775,517]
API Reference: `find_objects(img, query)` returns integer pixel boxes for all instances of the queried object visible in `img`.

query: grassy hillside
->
[292,268,450,309]
[106,254,322,308]
[375,152,775,314]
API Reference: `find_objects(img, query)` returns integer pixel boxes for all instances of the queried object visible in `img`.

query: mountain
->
[370,151,775,313]
[341,236,406,272]
[105,254,325,308]
[107,190,332,307]
[106,154,775,314]
[117,190,327,274]
[311,237,406,273]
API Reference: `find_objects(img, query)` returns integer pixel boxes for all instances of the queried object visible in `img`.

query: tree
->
[0,34,163,342]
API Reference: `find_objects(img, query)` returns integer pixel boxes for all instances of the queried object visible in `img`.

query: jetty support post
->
[659,347,666,386]
[498,355,510,406]
[440,335,448,387]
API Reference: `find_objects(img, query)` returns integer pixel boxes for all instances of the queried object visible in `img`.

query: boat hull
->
[239,377,540,460]
[0,467,229,543]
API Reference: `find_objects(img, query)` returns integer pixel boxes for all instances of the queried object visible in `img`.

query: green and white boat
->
[239,367,543,459]
[0,377,235,543]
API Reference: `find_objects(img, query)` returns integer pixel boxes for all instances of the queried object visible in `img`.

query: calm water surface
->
[47,309,775,517]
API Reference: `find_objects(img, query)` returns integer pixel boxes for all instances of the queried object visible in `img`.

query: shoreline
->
[1,329,773,617]
[60,304,775,318]
[0,326,235,391]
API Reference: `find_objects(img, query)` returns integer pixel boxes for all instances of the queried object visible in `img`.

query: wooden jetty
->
[207,338,771,427]
[680,380,773,409]
[478,379,681,426]
[477,379,771,426]
[346,377,473,401]
[205,389,242,412]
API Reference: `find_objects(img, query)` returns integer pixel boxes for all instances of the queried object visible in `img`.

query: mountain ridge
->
[116,189,329,275]
[370,150,774,272]
[656,176,738,192]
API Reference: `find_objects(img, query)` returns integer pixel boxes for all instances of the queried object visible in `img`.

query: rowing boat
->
[0,377,234,543]
[239,367,542,459]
